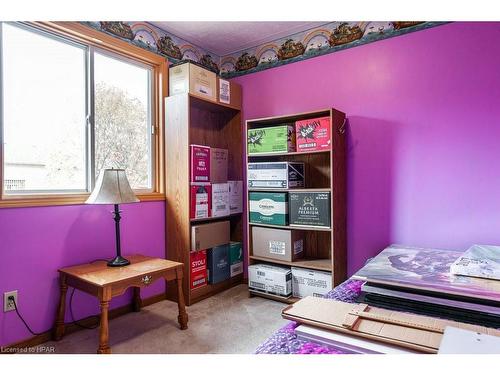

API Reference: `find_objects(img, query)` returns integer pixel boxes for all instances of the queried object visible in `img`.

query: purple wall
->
[234,22,500,276]
[0,201,166,346]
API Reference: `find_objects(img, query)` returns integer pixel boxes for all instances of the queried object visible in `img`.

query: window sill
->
[0,192,165,208]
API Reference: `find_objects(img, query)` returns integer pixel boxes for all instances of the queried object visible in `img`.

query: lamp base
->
[107,255,130,267]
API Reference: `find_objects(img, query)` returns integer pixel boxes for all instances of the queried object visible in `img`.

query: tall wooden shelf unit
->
[245,108,347,304]
[165,93,243,306]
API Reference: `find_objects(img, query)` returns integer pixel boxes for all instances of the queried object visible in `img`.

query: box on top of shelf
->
[212,183,230,217]
[295,116,331,152]
[228,180,243,214]
[248,264,292,298]
[210,148,228,183]
[247,162,305,189]
[249,192,288,226]
[169,62,217,102]
[247,124,295,154]
[190,144,210,182]
[229,241,243,277]
[289,191,331,228]
[207,244,230,284]
[190,183,211,219]
[191,220,230,251]
[190,250,207,290]
[252,226,304,262]
[291,267,332,298]
[217,78,242,108]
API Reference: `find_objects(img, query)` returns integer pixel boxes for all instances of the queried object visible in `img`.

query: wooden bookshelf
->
[245,108,347,301]
[165,91,243,306]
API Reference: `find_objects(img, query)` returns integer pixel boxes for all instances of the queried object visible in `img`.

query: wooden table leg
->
[175,268,188,330]
[97,299,111,354]
[132,287,141,312]
[53,274,67,341]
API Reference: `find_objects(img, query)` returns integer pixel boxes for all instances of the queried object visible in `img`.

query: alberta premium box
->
[252,226,304,262]
[212,183,230,217]
[169,62,217,102]
[191,221,230,251]
[207,244,230,284]
[249,192,288,226]
[247,162,305,189]
[228,180,243,214]
[248,264,292,297]
[190,250,207,290]
[190,144,210,182]
[247,124,296,154]
[291,267,332,298]
[190,183,211,219]
[289,191,331,228]
[295,116,331,152]
[210,148,228,183]
[229,241,243,277]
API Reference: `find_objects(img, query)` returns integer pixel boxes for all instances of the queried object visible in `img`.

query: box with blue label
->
[207,244,230,284]
[249,192,288,225]
[251,226,304,262]
[247,162,305,189]
[229,241,243,277]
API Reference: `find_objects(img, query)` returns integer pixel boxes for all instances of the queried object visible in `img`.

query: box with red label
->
[190,183,211,219]
[190,144,210,182]
[190,250,207,290]
[295,116,331,152]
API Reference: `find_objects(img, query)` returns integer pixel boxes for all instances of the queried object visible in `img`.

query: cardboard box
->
[190,250,207,290]
[229,241,243,277]
[191,221,230,251]
[169,62,217,102]
[247,162,305,189]
[295,116,331,152]
[190,144,210,182]
[247,125,296,154]
[248,264,292,297]
[291,267,332,298]
[228,180,243,214]
[211,183,230,217]
[190,183,211,219]
[210,148,228,183]
[252,226,304,262]
[217,78,242,108]
[289,191,331,228]
[249,192,288,225]
[207,244,230,284]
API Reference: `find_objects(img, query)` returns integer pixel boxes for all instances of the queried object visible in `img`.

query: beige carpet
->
[38,285,287,354]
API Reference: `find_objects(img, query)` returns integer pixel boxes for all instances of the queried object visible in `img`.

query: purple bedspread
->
[255,279,364,354]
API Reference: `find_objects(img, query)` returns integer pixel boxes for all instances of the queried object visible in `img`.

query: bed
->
[255,279,364,354]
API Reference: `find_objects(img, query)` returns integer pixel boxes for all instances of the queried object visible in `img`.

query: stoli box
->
[295,116,331,152]
[190,144,210,182]
[190,250,207,290]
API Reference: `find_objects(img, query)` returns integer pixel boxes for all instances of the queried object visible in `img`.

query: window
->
[2,23,88,193]
[0,22,167,207]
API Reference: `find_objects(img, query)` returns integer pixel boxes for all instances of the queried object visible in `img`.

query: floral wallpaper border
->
[83,21,447,78]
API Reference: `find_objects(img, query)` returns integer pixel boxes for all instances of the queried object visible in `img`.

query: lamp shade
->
[86,169,140,205]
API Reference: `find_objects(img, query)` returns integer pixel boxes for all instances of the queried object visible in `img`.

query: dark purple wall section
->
[0,201,166,346]
[233,22,500,276]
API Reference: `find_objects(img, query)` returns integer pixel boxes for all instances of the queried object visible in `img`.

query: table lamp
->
[86,168,139,267]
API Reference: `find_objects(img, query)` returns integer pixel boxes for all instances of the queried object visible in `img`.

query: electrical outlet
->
[3,290,18,312]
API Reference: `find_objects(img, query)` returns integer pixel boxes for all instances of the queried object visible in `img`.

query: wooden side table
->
[53,255,188,354]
